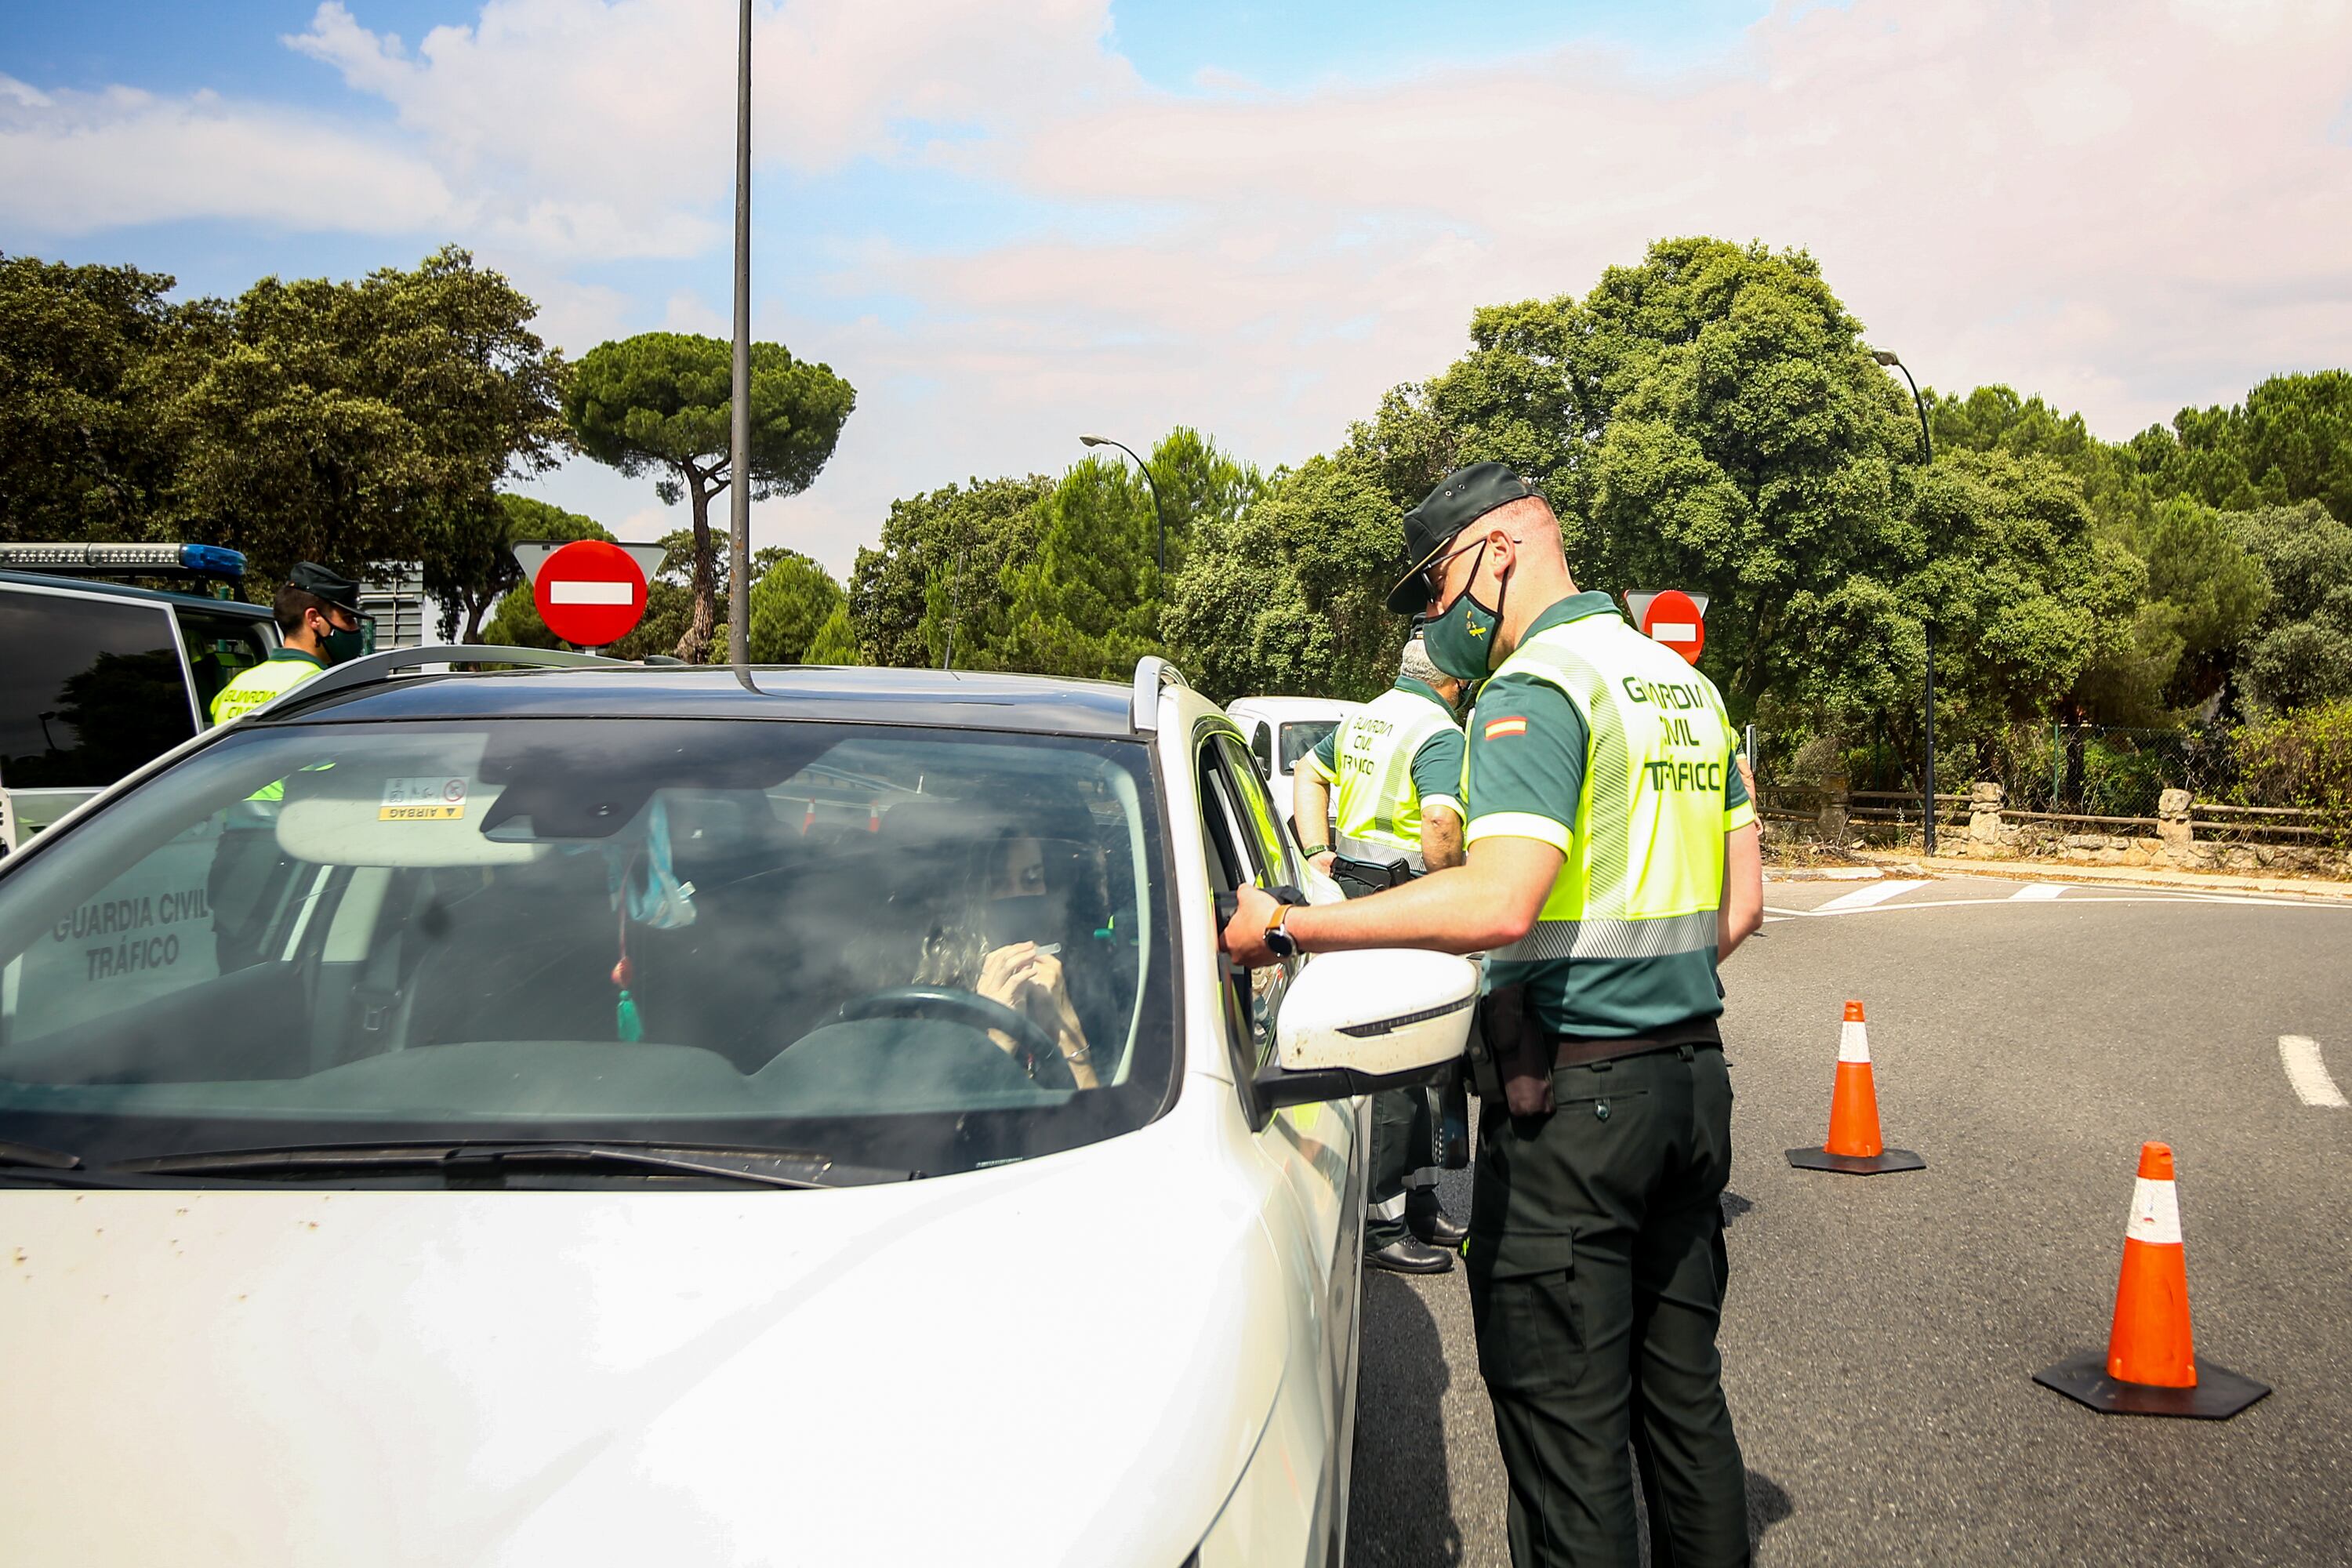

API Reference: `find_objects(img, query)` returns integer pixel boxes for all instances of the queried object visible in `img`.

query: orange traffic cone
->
[866,801,882,833]
[1785,1000,1925,1174]
[800,799,816,835]
[2034,1142,2270,1418]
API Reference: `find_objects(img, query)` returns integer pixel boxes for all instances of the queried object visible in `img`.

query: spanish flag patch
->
[1483,717,1528,740]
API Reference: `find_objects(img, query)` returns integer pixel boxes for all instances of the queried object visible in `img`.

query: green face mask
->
[322,625,366,665]
[1422,542,1507,681]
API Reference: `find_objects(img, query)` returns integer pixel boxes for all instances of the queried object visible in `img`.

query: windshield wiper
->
[0,1138,82,1171]
[109,1141,916,1189]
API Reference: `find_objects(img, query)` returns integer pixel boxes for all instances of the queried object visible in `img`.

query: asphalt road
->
[1347,873,2352,1566]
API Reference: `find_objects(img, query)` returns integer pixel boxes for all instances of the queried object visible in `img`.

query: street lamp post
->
[726,0,753,669]
[1873,348,1937,855]
[1079,434,1172,579]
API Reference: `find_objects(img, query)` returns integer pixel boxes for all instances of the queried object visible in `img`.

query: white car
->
[1222,695,1362,837]
[0,649,1474,1567]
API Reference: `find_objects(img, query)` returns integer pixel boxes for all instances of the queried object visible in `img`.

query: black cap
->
[285,561,361,615]
[1385,462,1545,614]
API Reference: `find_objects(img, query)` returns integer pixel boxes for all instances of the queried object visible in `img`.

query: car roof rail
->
[241,644,630,722]
[1131,655,1191,733]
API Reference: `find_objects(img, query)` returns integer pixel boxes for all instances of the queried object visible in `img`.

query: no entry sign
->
[533,539,648,648]
[1635,588,1707,665]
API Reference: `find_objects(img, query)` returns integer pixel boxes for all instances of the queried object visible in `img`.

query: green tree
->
[2230,500,2352,712]
[564,332,855,664]
[988,429,1262,681]
[1163,453,1405,702]
[804,602,860,665]
[747,550,845,663]
[0,254,201,543]
[2132,372,2352,524]
[168,246,570,580]
[846,476,1051,668]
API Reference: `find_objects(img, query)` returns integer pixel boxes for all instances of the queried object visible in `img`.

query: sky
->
[4,0,2349,575]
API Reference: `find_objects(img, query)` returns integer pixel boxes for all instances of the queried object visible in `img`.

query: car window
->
[1249,721,1273,775]
[1195,733,1295,1074]
[0,720,1177,1179]
[0,589,196,789]
[176,608,273,722]
[1278,720,1337,775]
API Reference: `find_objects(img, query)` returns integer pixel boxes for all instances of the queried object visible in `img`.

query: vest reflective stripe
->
[209,655,321,725]
[1330,686,1460,866]
[1492,909,1719,963]
[1482,612,1737,939]
[1333,828,1424,873]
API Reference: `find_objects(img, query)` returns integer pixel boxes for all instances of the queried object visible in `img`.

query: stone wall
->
[1767,780,2352,877]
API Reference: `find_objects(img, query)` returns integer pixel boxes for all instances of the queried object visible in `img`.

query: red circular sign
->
[534,539,648,648]
[1640,588,1706,665]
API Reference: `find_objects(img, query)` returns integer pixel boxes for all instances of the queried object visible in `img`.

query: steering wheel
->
[837,985,1074,1087]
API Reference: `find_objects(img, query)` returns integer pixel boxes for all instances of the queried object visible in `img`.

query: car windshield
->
[0,718,1176,1181]
[1279,720,1337,773]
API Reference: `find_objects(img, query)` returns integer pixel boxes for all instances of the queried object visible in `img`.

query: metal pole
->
[1924,622,1937,856]
[1878,352,1936,857]
[727,0,753,669]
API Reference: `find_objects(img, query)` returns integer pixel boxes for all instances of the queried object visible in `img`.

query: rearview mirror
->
[1254,948,1478,1109]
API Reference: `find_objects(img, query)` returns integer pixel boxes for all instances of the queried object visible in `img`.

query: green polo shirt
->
[1464,591,1751,1038]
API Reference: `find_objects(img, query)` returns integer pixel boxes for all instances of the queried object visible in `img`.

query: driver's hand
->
[1221,883,1283,968]
[976,942,1036,1015]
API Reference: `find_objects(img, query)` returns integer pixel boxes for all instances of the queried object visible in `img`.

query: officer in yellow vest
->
[1292,637,1469,1274]
[1222,463,1766,1568]
[205,563,363,971]
[209,562,366,724]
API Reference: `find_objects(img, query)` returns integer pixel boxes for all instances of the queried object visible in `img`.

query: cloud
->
[0,76,456,237]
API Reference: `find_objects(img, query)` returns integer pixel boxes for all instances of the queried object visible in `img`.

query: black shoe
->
[1412,1209,1469,1249]
[1367,1236,1455,1274]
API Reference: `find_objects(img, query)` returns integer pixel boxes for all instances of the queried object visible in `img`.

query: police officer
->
[209,562,366,724]
[1222,463,1766,1568]
[1293,637,1470,1273]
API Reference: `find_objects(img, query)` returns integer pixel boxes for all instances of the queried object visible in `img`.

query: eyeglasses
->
[1419,535,1485,609]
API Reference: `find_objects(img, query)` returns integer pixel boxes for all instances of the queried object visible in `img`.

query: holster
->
[1474,981,1555,1120]
[1432,1060,1472,1170]
[1330,853,1410,899]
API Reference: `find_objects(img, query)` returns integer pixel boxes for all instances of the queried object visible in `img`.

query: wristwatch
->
[1299,841,1330,858]
[1262,903,1300,960]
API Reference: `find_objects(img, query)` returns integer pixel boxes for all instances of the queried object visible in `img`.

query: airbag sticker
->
[379,776,469,821]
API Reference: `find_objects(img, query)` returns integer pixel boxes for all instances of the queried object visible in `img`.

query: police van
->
[0,543,278,849]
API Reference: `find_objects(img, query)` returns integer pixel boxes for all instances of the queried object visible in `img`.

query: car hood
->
[0,1125,1287,1566]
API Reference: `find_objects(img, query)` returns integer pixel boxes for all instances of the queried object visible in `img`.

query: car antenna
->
[726,0,760,697]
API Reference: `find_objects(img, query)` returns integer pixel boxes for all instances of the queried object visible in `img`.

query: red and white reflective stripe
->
[1838,1020,1871,1064]
[2125,1177,2183,1246]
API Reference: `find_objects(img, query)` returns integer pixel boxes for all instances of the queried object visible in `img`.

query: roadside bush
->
[2227,699,2352,808]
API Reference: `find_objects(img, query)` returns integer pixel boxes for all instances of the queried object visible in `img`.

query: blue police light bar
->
[178,543,248,576]
[0,542,247,578]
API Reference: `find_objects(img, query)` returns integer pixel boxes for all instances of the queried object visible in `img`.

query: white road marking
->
[2279,1036,2349,1109]
[1812,879,1929,913]
[2009,883,2065,901]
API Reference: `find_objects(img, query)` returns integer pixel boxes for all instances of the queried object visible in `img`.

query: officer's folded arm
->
[1221,833,1560,967]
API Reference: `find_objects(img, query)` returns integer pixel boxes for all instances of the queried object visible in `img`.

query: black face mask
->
[984,893,1067,951]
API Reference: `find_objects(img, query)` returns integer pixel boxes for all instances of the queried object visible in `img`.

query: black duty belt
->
[1550,1020,1723,1069]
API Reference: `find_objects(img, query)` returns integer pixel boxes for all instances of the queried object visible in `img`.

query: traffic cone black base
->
[2033,1350,2270,1420]
[1784,1145,1926,1174]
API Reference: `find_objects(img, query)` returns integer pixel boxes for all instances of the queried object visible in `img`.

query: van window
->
[176,608,272,720]
[0,590,194,789]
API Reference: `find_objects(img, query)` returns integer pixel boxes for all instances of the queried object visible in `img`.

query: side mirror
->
[1254,948,1478,1109]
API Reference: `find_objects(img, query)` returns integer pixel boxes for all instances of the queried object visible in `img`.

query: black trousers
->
[1366,1086,1439,1247]
[1465,1044,1748,1568]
